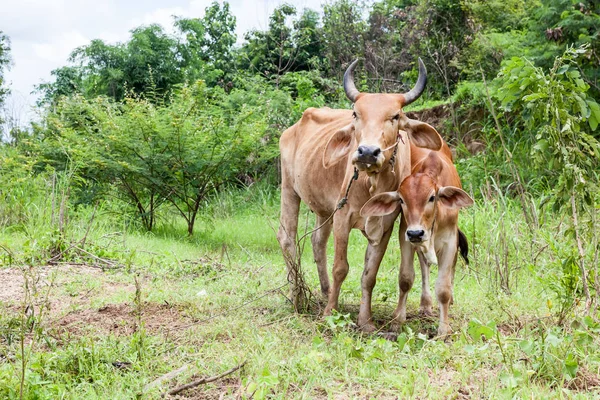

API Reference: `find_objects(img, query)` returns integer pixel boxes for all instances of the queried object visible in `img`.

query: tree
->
[176,1,237,86]
[0,31,12,125]
[321,0,366,80]
[239,5,325,87]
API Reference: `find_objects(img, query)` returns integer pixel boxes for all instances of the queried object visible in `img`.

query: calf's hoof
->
[437,323,452,339]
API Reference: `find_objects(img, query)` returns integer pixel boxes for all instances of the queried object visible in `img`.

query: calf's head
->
[323,59,442,173]
[360,173,473,264]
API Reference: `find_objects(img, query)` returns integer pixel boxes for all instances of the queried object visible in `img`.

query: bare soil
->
[52,301,195,337]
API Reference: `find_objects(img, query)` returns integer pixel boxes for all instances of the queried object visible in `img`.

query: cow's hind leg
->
[324,214,351,316]
[312,215,333,298]
[277,188,303,311]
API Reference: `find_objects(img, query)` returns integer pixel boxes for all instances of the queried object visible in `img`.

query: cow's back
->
[280,107,354,217]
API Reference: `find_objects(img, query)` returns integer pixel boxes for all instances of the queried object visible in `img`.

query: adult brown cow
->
[361,140,473,336]
[277,59,443,332]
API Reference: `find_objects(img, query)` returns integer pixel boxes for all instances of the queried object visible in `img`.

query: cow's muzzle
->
[352,145,383,171]
[406,229,425,243]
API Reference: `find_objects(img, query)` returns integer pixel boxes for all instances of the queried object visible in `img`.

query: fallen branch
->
[143,364,190,393]
[164,361,246,397]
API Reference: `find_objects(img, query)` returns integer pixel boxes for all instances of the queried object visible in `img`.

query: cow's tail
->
[458,228,469,265]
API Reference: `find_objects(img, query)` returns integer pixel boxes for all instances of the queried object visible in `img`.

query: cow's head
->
[323,58,442,172]
[360,173,473,264]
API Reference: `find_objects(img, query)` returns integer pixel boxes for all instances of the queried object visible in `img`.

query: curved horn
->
[402,57,427,106]
[343,59,360,103]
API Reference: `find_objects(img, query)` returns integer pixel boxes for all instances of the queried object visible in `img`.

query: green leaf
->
[587,100,600,131]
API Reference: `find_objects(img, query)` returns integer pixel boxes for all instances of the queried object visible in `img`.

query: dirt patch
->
[565,367,600,392]
[53,302,196,337]
[0,267,25,303]
[0,264,134,317]
[406,104,450,136]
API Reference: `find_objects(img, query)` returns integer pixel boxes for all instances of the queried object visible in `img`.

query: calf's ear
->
[401,118,442,150]
[437,186,474,209]
[323,124,355,168]
[360,191,401,217]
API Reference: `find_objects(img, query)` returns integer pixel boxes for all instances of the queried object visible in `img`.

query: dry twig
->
[164,361,246,397]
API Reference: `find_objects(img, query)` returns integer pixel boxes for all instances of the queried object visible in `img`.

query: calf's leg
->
[391,219,416,331]
[416,252,433,316]
[435,238,458,337]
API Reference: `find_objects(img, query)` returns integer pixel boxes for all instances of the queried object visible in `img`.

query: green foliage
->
[495,45,600,202]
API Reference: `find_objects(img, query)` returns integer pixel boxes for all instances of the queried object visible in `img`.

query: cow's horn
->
[343,59,360,103]
[402,57,427,106]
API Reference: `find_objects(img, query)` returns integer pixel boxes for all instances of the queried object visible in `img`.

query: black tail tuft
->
[458,228,469,265]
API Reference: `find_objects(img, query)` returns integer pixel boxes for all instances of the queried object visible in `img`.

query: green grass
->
[0,185,599,399]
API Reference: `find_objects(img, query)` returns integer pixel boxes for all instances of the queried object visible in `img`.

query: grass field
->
[1,184,599,399]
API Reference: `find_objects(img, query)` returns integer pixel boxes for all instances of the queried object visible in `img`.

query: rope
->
[297,167,359,243]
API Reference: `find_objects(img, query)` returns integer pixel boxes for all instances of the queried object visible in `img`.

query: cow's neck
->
[366,142,407,195]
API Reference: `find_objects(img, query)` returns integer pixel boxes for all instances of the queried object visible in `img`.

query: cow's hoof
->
[358,322,377,333]
[323,306,333,317]
[419,307,434,317]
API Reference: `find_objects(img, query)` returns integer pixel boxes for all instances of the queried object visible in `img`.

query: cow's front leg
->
[435,239,458,337]
[357,226,394,332]
[391,219,415,331]
[323,215,351,316]
[416,252,433,316]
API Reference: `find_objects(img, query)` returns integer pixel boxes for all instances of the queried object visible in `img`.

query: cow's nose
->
[356,145,381,161]
[406,229,425,243]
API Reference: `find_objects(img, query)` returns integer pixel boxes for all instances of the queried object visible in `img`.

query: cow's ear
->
[360,191,401,217]
[437,186,474,209]
[402,118,442,150]
[323,124,355,168]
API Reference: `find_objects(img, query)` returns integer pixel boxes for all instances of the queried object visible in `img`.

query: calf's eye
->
[352,111,357,119]
[429,196,435,202]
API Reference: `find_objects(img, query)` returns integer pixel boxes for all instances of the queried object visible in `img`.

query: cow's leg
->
[357,226,394,332]
[435,238,458,337]
[277,187,303,311]
[391,219,415,331]
[417,252,433,316]
[323,215,351,316]
[312,215,333,298]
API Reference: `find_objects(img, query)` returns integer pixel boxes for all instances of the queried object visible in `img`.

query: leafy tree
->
[321,0,366,80]
[240,5,325,87]
[495,46,600,309]
[176,1,237,85]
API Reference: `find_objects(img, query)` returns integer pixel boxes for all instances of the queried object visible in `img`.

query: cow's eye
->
[352,111,357,119]
[398,198,404,205]
[392,114,400,122]
[429,196,435,202]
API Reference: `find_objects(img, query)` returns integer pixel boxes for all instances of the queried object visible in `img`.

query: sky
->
[1,0,325,124]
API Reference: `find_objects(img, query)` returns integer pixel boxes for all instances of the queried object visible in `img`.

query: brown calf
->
[361,141,473,336]
[278,59,442,331]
